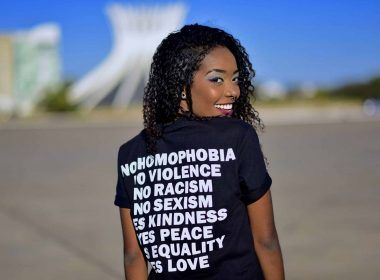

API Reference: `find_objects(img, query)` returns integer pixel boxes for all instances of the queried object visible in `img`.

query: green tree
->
[38,80,78,112]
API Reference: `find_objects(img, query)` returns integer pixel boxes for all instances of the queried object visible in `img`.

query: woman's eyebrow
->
[206,69,239,74]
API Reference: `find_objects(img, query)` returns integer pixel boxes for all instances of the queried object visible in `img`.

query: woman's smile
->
[214,103,234,116]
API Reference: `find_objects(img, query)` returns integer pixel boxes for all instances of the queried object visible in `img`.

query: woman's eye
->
[210,77,223,83]
[209,77,240,84]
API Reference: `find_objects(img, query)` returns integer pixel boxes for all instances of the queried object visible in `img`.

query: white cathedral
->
[68,3,187,110]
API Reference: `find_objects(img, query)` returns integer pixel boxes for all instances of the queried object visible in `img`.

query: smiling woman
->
[114,23,285,280]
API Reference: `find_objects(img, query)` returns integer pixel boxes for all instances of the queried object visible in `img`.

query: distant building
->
[256,80,288,100]
[0,23,62,116]
[68,3,187,110]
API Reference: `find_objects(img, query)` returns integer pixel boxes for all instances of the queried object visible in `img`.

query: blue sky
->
[1,0,379,88]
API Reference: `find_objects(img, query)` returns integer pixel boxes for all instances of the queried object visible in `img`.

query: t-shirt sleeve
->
[113,146,132,208]
[237,126,272,205]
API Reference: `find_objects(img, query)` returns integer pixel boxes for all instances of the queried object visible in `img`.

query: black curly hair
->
[142,23,268,165]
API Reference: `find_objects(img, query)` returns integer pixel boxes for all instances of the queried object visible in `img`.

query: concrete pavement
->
[0,105,379,279]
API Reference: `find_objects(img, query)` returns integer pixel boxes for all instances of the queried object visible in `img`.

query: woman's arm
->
[247,190,285,280]
[119,207,148,280]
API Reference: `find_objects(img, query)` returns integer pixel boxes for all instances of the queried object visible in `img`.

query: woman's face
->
[180,46,240,117]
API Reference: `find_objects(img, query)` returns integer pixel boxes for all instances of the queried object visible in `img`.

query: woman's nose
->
[226,86,239,100]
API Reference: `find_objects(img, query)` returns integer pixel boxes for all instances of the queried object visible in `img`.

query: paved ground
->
[0,111,379,279]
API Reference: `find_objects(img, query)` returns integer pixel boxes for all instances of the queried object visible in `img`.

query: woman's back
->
[114,116,271,279]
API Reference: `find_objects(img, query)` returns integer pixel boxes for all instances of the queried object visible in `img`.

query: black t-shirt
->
[114,115,272,280]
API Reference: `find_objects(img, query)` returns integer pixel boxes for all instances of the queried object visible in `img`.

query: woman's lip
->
[215,107,233,116]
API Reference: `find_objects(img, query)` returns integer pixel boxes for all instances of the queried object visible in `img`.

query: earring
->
[181,91,186,99]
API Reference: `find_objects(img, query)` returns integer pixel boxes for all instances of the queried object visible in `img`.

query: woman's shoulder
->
[118,129,146,154]
[211,118,262,149]
[210,116,255,134]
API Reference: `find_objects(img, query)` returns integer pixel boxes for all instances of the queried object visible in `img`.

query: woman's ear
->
[181,85,187,100]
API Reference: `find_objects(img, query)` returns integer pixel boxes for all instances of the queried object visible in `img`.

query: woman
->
[114,23,285,279]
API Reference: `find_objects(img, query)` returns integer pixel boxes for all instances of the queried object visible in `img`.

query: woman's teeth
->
[214,103,233,110]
